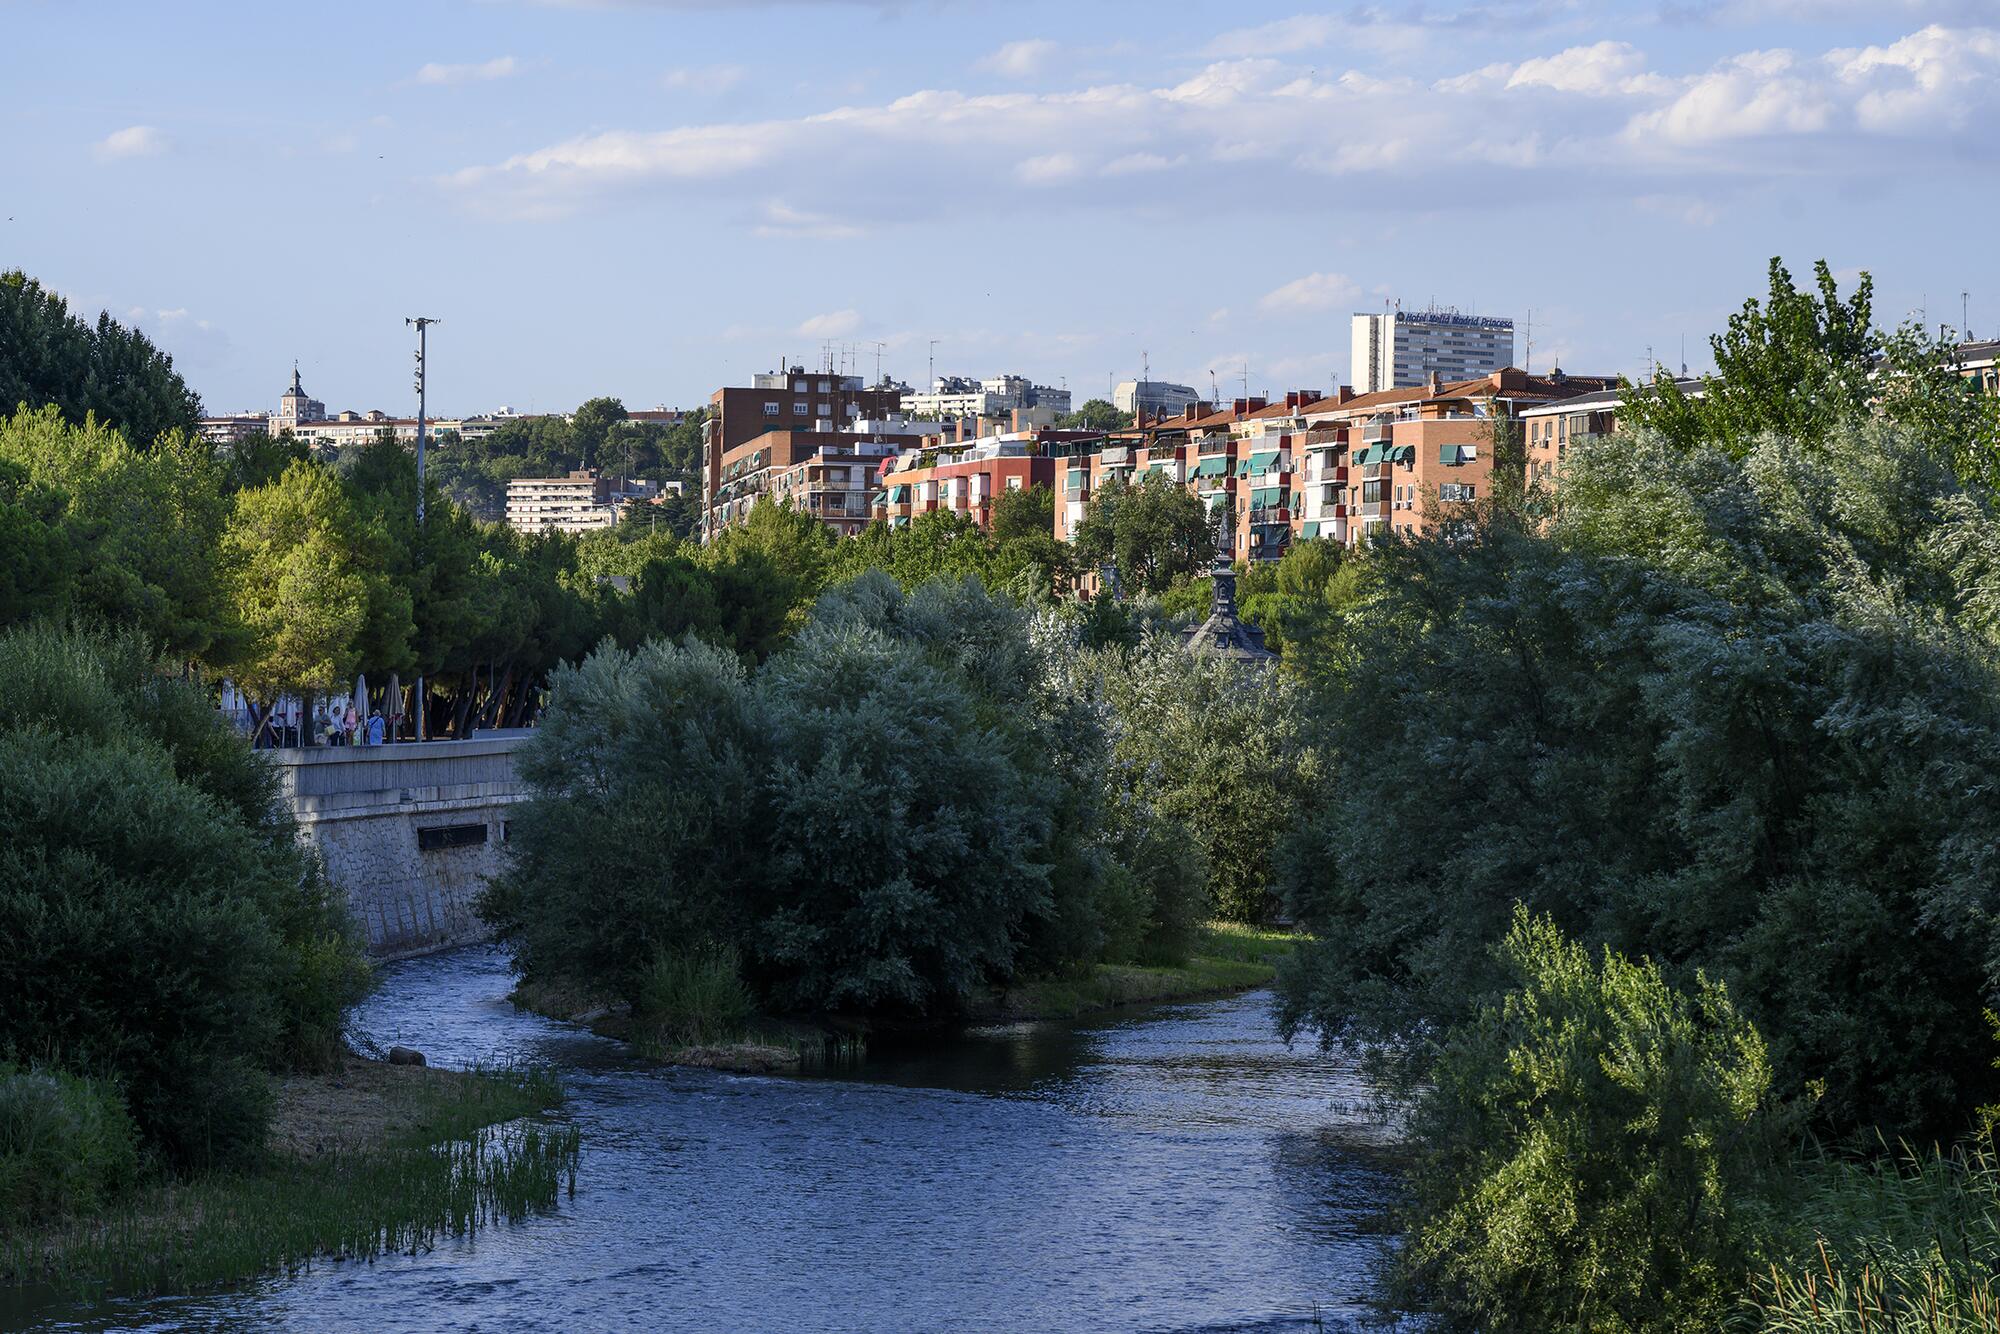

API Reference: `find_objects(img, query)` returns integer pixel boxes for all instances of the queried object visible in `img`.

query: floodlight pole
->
[407,317,439,740]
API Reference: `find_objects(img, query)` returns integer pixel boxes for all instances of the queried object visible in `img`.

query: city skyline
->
[8,0,1998,416]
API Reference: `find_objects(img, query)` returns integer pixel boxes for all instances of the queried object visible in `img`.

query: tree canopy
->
[0,269,202,448]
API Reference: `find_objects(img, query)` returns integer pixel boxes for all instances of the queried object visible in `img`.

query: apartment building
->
[900,374,1070,420]
[198,411,271,445]
[1307,368,1617,543]
[1351,307,1515,394]
[706,420,941,538]
[875,432,1072,530]
[1113,379,1202,421]
[505,470,658,534]
[1515,376,1705,486]
[1958,339,1999,394]
[702,367,903,534]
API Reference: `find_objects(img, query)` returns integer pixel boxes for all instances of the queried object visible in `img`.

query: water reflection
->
[31,946,1419,1333]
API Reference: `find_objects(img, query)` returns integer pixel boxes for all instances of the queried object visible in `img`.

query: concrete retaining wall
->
[268,732,531,959]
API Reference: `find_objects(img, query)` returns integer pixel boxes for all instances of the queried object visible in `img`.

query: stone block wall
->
[267,733,530,959]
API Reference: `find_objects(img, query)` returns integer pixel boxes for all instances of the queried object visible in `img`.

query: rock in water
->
[388,1046,427,1067]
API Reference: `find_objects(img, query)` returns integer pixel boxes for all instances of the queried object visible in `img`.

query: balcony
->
[1360,421,1394,444]
[1248,507,1291,526]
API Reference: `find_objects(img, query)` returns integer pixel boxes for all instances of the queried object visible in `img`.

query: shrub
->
[479,636,768,1006]
[636,945,756,1047]
[0,624,372,1164]
[1403,908,1789,1333]
[750,617,1052,1014]
[0,1063,141,1227]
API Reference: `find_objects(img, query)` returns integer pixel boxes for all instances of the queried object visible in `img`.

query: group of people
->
[222,683,391,750]
[318,698,387,748]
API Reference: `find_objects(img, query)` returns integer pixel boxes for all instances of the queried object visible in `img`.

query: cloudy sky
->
[6,0,1997,416]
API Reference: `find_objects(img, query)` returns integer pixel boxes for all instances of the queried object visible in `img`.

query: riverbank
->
[1,1055,578,1306]
[516,922,1304,1070]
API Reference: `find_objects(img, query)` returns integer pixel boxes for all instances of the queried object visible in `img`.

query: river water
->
[36,947,1416,1333]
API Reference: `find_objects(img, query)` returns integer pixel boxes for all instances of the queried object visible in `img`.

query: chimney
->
[1426,371,1441,396]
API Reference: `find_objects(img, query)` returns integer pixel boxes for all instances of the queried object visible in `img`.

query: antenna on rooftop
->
[928,339,940,389]
[1964,291,1971,342]
[1524,309,1532,374]
[867,340,887,384]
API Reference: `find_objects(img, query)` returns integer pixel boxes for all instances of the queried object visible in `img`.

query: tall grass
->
[635,944,756,1047]
[0,1066,578,1304]
[1752,1140,2000,1331]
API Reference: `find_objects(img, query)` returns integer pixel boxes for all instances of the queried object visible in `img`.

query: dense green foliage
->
[483,572,1240,1019]
[1278,416,2000,1138]
[1269,259,2000,1327]
[1056,398,1131,431]
[427,399,705,521]
[0,270,203,448]
[1073,472,1213,595]
[0,1064,141,1227]
[1406,909,1788,1332]
[1095,633,1316,922]
[0,626,372,1175]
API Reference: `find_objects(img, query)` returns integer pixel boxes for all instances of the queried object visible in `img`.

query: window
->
[417,822,487,851]
[762,401,780,417]
[1006,476,1023,490]
[818,403,832,416]
[817,380,830,392]
[793,402,810,416]
[1362,479,1385,503]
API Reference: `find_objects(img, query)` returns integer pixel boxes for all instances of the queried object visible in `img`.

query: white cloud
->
[415,56,519,86]
[1102,151,1184,175]
[1015,152,1083,184]
[753,201,863,240]
[1829,24,2000,131]
[1259,272,1360,313]
[797,309,862,337]
[1508,41,1670,95]
[979,39,1058,79]
[663,63,747,94]
[444,23,2000,223]
[93,125,168,161]
[1626,48,1834,143]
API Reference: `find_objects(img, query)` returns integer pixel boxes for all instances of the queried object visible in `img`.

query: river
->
[37,947,1417,1333]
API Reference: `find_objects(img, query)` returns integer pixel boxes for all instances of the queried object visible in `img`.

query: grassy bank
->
[1,1055,578,1306]
[975,922,1303,1022]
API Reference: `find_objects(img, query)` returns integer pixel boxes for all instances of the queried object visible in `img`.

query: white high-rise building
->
[1113,379,1201,420]
[1351,308,1515,394]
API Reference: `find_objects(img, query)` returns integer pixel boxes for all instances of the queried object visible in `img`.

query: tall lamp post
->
[407,317,439,740]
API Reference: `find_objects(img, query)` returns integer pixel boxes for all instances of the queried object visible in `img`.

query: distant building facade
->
[1351,308,1515,394]
[901,375,1070,420]
[1113,379,1201,421]
[505,470,657,534]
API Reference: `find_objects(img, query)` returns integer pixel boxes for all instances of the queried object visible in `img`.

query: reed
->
[1752,1139,2000,1332]
[0,1065,579,1307]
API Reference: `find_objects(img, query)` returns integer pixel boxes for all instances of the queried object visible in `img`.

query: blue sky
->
[5,0,1997,418]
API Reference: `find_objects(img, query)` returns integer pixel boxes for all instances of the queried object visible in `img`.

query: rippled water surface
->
[36,947,1415,1332]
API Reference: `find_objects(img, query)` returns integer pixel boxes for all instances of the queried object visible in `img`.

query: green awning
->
[1146,459,1174,472]
[1351,444,1379,465]
[1392,445,1415,464]
[1439,443,1465,464]
[1236,450,1279,477]
[1191,457,1229,478]
[1250,486,1283,508]
[886,485,907,503]
[1300,521,1321,537]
